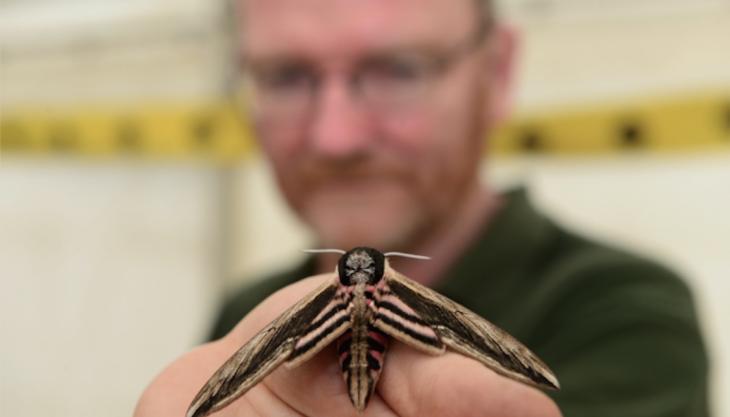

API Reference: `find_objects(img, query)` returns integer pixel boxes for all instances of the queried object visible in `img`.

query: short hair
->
[229,0,497,40]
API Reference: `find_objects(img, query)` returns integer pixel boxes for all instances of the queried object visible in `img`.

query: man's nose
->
[309,77,375,158]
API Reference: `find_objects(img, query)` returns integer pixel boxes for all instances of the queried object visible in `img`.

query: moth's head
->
[338,247,385,286]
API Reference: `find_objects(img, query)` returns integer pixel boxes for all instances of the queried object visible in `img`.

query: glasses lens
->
[359,54,442,108]
[243,64,315,119]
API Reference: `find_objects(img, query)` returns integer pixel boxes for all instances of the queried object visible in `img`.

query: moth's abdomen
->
[336,326,389,411]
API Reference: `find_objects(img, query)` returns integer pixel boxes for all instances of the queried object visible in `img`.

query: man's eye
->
[369,59,428,81]
[254,66,313,90]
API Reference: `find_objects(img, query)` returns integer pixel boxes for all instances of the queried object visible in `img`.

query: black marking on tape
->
[116,120,142,152]
[191,115,217,147]
[48,125,78,153]
[519,128,544,152]
[619,120,644,147]
[0,121,30,151]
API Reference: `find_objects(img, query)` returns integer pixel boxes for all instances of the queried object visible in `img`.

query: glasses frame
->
[234,21,493,122]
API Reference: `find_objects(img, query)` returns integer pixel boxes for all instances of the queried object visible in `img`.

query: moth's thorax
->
[338,247,385,286]
[350,282,377,316]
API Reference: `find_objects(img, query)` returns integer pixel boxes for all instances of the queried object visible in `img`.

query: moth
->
[187,247,559,417]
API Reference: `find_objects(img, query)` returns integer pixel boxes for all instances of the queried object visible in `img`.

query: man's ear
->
[484,24,520,126]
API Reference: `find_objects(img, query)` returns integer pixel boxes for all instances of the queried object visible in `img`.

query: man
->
[135,0,709,416]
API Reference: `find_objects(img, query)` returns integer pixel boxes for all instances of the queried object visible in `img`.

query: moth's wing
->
[381,268,560,391]
[372,280,446,355]
[187,276,348,417]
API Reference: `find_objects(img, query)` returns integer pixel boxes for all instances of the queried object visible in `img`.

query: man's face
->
[237,0,506,250]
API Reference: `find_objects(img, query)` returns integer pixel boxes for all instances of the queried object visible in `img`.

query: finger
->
[138,275,389,417]
[378,341,556,417]
[219,384,303,417]
[151,276,329,417]
[264,344,397,417]
[225,275,397,416]
[135,340,242,417]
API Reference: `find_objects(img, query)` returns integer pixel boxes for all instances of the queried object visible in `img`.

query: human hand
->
[135,275,561,417]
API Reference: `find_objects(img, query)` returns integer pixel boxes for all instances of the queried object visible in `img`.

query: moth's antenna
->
[384,252,431,260]
[302,248,347,255]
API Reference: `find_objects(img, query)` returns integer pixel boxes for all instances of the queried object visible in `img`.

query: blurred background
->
[1,0,729,416]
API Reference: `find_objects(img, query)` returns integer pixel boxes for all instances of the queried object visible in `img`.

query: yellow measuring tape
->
[491,89,730,156]
[0,102,256,162]
[1,89,728,161]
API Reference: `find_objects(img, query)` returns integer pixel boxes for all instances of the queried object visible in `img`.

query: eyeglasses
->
[235,32,488,122]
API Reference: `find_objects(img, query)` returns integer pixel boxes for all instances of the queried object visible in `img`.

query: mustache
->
[298,155,409,184]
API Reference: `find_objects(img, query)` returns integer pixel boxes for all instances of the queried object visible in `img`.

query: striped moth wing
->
[186,247,559,417]
[376,267,560,391]
[186,276,350,417]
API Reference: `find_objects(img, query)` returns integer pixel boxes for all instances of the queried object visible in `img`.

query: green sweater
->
[209,188,710,417]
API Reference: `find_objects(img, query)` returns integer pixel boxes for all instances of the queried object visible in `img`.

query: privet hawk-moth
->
[187,247,559,417]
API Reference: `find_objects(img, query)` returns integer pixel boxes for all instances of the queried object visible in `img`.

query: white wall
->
[0,162,224,417]
[510,0,730,109]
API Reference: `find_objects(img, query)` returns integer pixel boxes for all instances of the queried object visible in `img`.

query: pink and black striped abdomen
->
[336,324,389,410]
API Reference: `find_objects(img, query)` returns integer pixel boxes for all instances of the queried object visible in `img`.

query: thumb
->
[227,275,397,416]
[378,341,557,417]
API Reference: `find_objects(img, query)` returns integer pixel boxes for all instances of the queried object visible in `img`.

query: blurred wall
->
[0,1,232,416]
[1,0,729,416]
[0,162,224,417]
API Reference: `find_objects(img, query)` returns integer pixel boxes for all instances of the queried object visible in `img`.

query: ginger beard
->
[289,156,433,251]
[260,88,489,253]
